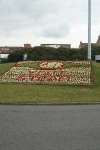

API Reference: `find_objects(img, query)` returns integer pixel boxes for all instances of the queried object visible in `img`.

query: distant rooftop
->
[79,35,100,48]
[41,44,71,49]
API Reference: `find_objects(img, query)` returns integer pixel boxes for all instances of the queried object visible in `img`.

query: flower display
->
[40,61,64,70]
[0,61,92,85]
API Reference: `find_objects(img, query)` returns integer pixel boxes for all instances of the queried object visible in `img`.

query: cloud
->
[0,0,100,47]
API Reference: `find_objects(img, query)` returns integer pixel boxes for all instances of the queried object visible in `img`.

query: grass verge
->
[0,62,100,104]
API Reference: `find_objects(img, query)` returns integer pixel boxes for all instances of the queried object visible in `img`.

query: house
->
[0,44,32,54]
[0,47,11,54]
[79,35,100,48]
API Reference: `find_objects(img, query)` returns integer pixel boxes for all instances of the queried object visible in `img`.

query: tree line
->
[6,46,100,62]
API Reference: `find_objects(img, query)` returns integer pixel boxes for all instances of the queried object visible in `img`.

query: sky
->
[0,0,100,48]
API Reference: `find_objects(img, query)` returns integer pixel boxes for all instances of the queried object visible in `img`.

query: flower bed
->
[0,61,92,85]
[40,61,64,70]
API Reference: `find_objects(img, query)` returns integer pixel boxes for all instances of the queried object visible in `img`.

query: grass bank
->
[0,62,100,104]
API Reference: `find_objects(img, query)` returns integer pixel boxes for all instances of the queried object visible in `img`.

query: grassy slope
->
[0,62,100,103]
[0,63,15,75]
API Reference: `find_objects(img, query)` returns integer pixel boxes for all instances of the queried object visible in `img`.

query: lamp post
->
[88,0,92,60]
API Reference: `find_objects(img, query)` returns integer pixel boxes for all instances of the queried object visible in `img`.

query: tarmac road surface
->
[0,105,100,150]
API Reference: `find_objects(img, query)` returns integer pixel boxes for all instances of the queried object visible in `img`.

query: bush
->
[7,46,100,62]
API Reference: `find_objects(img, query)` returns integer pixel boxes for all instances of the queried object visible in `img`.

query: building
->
[0,54,9,59]
[0,47,22,54]
[24,44,32,48]
[0,47,10,54]
[40,44,71,49]
[79,35,100,48]
[96,35,100,46]
[0,44,32,54]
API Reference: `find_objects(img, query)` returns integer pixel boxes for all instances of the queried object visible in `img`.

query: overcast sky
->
[0,0,99,47]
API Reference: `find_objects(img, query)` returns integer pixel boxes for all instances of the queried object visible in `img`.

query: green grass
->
[0,62,100,104]
[0,63,15,75]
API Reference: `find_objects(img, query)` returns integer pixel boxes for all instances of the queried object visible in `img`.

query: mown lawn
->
[0,63,15,75]
[0,62,100,104]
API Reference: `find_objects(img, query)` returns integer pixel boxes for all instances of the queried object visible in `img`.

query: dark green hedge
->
[7,46,100,62]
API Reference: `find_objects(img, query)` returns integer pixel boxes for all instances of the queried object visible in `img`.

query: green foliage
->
[8,50,24,62]
[7,46,100,62]
[0,58,8,63]
[0,63,15,75]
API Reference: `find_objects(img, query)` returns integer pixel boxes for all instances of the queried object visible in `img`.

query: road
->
[0,105,100,150]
